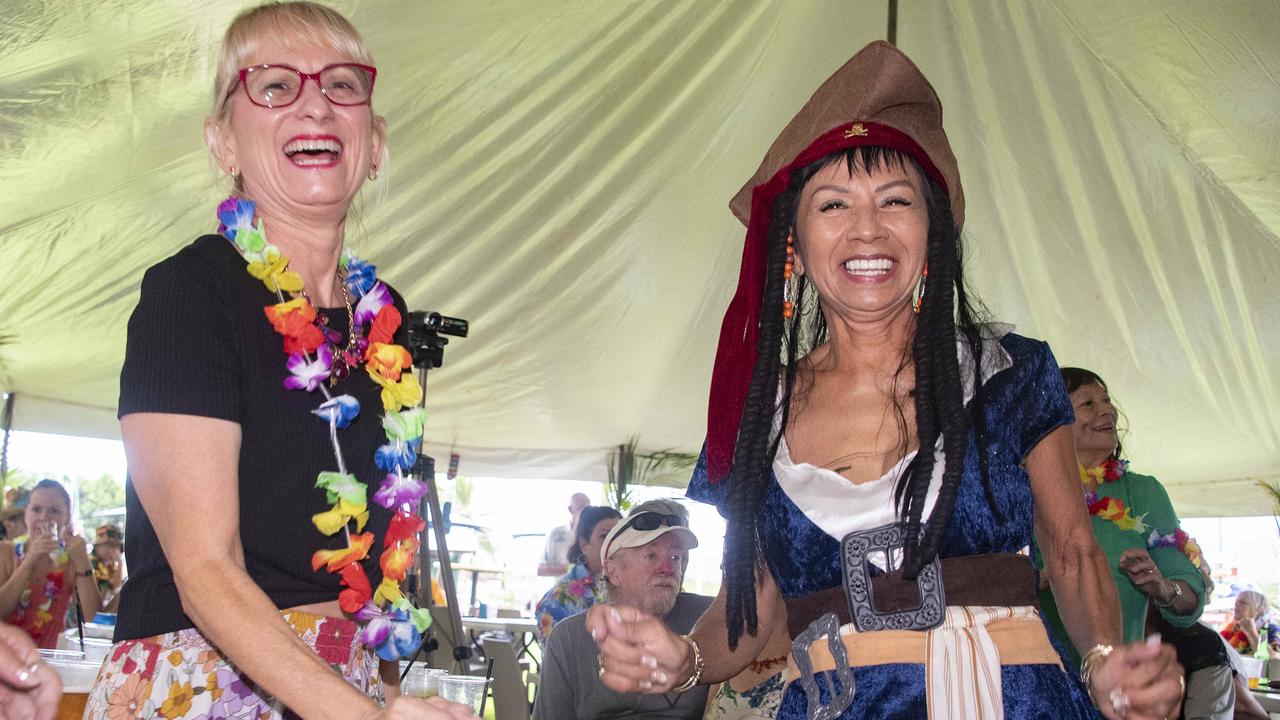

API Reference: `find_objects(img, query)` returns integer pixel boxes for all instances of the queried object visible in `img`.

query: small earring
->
[912,262,929,315]
[783,233,796,319]
[228,166,238,177]
[368,165,378,181]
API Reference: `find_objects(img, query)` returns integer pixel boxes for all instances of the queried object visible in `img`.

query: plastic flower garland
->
[218,196,430,659]
[1079,459,1203,569]
[9,538,69,637]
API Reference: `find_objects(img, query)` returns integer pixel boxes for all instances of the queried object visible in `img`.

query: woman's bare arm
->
[1028,426,1122,653]
[122,413,378,719]
[686,569,783,684]
[1029,426,1185,719]
[0,543,40,619]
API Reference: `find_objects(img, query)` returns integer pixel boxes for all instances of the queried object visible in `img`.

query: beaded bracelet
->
[671,634,704,693]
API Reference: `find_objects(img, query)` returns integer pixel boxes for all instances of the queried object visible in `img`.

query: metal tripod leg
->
[403,364,470,677]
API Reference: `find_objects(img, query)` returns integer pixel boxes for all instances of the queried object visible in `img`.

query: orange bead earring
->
[912,262,929,315]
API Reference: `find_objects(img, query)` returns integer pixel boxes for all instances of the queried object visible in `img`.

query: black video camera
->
[406,311,468,369]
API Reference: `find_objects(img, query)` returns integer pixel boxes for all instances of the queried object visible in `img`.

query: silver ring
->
[1110,687,1131,716]
[597,654,606,678]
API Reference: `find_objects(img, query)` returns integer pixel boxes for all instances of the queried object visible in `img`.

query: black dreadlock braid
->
[896,186,970,575]
[721,146,996,650]
[722,179,800,651]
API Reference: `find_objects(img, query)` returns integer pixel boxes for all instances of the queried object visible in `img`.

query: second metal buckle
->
[839,523,945,632]
[791,612,855,720]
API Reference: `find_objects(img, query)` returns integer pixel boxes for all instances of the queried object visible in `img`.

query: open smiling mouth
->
[283,137,343,167]
[843,257,896,278]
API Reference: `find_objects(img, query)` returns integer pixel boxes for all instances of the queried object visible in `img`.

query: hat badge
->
[843,123,869,138]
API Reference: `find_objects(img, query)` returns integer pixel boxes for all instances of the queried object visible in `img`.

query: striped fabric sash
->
[785,605,1062,719]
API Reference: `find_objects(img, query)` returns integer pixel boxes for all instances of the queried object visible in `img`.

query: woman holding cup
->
[0,480,101,649]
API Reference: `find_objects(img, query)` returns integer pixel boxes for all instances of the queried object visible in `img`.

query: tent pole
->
[886,0,898,45]
[0,392,13,510]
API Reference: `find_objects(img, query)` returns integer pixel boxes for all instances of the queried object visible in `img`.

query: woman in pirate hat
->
[587,41,1184,719]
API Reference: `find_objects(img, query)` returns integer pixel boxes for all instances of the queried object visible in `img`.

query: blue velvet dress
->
[688,333,1100,719]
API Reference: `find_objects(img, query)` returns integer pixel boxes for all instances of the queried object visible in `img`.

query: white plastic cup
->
[438,675,491,712]
[400,665,448,698]
[40,649,99,719]
[81,638,113,664]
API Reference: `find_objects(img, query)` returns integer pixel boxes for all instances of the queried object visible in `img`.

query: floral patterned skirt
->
[82,609,381,719]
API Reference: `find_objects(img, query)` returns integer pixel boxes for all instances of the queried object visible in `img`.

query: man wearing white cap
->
[534,499,712,719]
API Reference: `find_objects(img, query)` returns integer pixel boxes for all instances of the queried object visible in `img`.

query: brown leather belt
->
[783,553,1039,638]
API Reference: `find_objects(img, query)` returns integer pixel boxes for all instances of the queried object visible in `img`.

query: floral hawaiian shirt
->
[534,562,603,645]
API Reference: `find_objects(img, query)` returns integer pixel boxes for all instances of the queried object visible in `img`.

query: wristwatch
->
[1156,581,1183,608]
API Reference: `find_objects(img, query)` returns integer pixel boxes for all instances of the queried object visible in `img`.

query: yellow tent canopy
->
[1,1,1276,516]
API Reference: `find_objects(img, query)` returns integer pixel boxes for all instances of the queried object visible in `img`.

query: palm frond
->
[606,436,698,510]
[1257,479,1280,538]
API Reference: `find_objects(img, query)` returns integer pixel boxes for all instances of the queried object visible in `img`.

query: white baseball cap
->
[601,499,698,564]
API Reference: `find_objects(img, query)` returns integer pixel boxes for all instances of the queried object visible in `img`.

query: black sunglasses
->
[619,511,685,534]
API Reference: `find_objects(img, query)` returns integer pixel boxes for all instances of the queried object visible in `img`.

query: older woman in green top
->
[1040,367,1205,664]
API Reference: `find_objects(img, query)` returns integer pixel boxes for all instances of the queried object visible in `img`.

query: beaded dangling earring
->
[912,262,929,314]
[783,233,796,319]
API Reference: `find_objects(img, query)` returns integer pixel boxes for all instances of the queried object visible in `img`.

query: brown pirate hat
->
[706,40,963,483]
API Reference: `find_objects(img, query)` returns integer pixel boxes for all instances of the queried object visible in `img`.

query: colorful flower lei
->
[1079,457,1129,486]
[1222,624,1253,652]
[1080,460,1203,569]
[218,196,430,659]
[8,537,69,638]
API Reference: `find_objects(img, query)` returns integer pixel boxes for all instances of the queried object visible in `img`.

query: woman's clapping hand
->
[0,623,61,720]
[1088,635,1184,720]
[586,603,690,694]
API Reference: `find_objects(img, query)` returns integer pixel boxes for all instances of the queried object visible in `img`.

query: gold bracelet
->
[1155,580,1184,608]
[671,634,704,693]
[1079,643,1113,698]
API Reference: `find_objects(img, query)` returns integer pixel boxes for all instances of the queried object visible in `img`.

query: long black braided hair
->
[721,146,999,650]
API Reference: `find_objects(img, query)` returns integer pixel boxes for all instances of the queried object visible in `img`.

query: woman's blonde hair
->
[1238,589,1270,619]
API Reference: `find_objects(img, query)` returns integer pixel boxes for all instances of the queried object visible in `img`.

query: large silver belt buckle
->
[839,523,945,632]
[790,613,855,720]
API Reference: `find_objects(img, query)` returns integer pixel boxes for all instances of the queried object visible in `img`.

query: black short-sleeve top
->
[115,235,406,641]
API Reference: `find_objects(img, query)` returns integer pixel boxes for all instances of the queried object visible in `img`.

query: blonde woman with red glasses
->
[84,4,472,719]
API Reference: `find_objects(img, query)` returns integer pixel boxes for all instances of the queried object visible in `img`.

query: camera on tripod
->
[406,311,468,369]
[398,309,473,672]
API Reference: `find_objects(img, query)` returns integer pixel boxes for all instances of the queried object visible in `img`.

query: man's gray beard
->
[641,587,679,617]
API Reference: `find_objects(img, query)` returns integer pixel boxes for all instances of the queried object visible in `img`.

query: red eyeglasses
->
[230,63,377,108]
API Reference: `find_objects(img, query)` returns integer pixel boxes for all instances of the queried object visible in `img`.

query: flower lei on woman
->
[1080,458,1203,569]
[1222,616,1276,653]
[7,538,68,637]
[218,196,430,659]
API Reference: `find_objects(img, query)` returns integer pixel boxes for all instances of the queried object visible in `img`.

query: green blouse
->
[1038,469,1206,667]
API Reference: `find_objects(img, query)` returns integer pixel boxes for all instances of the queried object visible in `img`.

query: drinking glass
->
[438,675,491,713]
